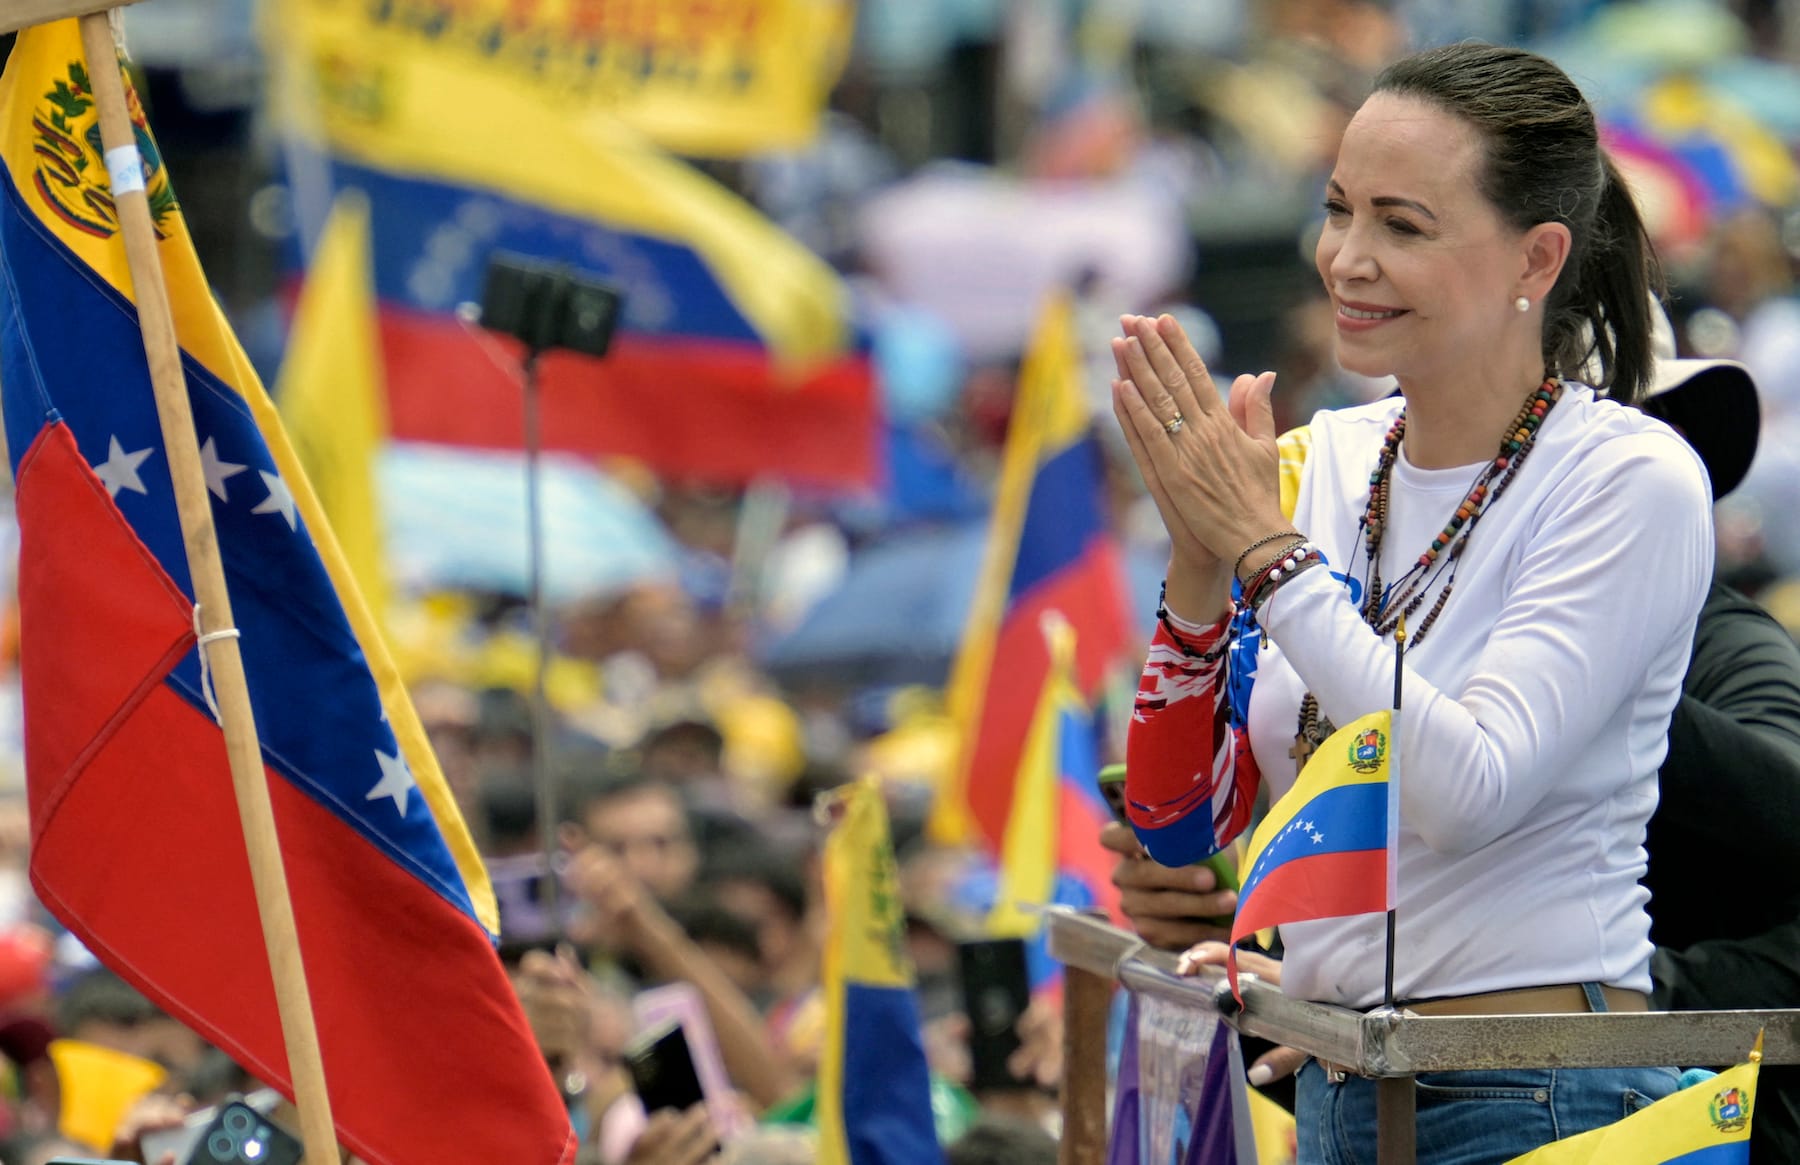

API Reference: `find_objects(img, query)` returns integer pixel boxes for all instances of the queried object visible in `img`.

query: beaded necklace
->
[1289,377,1564,769]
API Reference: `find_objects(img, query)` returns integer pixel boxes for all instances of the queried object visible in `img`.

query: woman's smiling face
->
[1314,92,1535,386]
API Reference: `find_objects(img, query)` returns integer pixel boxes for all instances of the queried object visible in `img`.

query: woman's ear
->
[1519,221,1573,301]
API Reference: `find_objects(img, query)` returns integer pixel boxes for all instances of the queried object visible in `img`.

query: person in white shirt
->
[1109,42,1711,1165]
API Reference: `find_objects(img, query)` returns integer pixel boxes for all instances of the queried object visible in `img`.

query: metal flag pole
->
[1384,614,1406,1010]
[1376,614,1413,1161]
[72,14,340,1163]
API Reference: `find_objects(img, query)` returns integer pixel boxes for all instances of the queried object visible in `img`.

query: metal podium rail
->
[1047,909,1800,1164]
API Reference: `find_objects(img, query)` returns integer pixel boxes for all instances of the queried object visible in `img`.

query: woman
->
[1112,44,1712,1164]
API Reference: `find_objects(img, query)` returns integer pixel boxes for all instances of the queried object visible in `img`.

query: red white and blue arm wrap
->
[1124,619,1263,865]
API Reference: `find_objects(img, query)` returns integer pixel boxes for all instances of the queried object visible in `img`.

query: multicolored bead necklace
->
[1289,377,1563,770]
[1359,376,1563,647]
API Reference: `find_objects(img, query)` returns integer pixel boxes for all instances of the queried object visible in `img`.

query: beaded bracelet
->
[1157,580,1229,662]
[1244,544,1327,614]
[1233,530,1304,579]
[1237,535,1310,591]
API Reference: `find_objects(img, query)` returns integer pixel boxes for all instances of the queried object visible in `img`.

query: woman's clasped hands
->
[1109,313,1291,617]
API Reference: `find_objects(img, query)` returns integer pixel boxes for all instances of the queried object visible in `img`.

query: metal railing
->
[1048,909,1800,1164]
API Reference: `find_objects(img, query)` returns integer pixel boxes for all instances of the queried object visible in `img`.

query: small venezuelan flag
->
[1503,1044,1759,1164]
[1228,711,1394,997]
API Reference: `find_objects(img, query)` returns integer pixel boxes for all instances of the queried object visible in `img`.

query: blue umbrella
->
[760,523,987,688]
[379,442,678,602]
[759,522,1166,689]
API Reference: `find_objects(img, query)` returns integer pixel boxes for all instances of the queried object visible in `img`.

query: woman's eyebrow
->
[1326,179,1438,221]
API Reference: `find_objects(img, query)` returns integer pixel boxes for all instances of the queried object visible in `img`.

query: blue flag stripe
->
[841,983,942,1163]
[1237,781,1386,905]
[1010,436,1109,602]
[299,147,762,345]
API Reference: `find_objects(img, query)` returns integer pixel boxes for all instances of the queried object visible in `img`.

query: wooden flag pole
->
[74,14,341,1164]
[0,0,143,34]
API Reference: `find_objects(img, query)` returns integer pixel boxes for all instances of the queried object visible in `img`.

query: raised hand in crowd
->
[108,1089,193,1165]
[514,947,594,1065]
[1099,821,1235,951]
[623,1104,719,1165]
[568,846,797,1109]
[923,996,1065,1097]
[1006,998,1063,1093]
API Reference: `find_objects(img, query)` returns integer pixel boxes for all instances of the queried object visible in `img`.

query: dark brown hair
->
[1373,43,1663,402]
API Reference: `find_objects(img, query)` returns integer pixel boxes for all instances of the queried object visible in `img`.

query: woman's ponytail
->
[1568,154,1664,403]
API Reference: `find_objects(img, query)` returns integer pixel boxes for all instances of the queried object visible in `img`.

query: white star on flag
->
[251,470,297,530]
[366,748,417,816]
[199,437,247,502]
[93,435,153,498]
[1311,830,1325,844]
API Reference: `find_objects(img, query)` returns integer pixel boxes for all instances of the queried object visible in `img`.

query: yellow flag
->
[266,0,852,160]
[49,1039,166,1150]
[1249,1086,1298,1164]
[817,779,942,1164]
[276,191,389,627]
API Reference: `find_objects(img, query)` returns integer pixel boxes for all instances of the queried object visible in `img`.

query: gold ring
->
[1163,413,1186,436]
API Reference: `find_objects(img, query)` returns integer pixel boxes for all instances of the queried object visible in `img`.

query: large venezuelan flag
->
[931,293,1132,884]
[1228,711,1394,997]
[1503,1053,1759,1164]
[0,23,573,1164]
[817,779,943,1165]
[264,0,876,489]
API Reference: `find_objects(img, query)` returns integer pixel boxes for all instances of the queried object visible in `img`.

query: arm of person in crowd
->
[1660,584,1800,880]
[570,848,798,1110]
[109,1091,192,1165]
[1099,821,1235,950]
[1264,430,1712,855]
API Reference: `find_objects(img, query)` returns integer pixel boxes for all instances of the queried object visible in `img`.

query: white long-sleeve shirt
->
[1125,384,1714,1006]
[1245,386,1712,1007]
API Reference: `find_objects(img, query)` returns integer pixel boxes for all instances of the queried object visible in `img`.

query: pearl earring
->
[1514,296,1530,313]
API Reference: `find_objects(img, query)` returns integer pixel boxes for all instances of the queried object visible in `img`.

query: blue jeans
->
[1293,983,1679,1165]
[1294,1061,1679,1164]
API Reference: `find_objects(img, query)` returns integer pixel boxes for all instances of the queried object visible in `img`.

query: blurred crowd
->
[0,0,1796,1161]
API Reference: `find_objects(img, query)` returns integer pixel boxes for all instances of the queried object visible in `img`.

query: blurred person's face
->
[410,682,481,819]
[716,881,804,978]
[555,596,623,662]
[581,787,697,901]
[618,585,704,676]
[641,730,723,786]
[425,723,477,807]
[71,1015,208,1077]
[1706,211,1790,320]
[1315,94,1552,390]
[696,938,769,1001]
